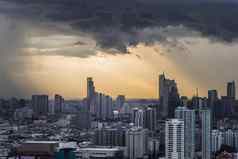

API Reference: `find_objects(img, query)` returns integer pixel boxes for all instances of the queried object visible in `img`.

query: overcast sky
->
[0,0,238,99]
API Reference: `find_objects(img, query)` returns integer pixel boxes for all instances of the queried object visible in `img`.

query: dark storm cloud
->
[1,0,238,54]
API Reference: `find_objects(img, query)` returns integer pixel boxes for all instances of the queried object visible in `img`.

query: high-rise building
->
[234,131,238,151]
[87,77,95,111]
[135,109,144,128]
[208,90,219,122]
[165,119,184,159]
[227,81,236,99]
[126,127,148,159]
[175,106,195,159]
[224,129,234,147]
[208,90,218,108]
[32,95,49,116]
[220,96,234,117]
[54,94,64,114]
[145,107,157,131]
[201,109,211,159]
[148,137,160,159]
[211,130,223,153]
[116,95,126,109]
[94,92,113,120]
[131,108,139,124]
[159,73,180,118]
[87,77,95,100]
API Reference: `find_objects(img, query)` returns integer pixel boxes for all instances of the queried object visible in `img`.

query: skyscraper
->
[54,94,64,114]
[201,109,211,159]
[135,109,144,128]
[94,92,113,120]
[126,127,148,159]
[175,106,195,159]
[87,77,95,99]
[208,90,218,108]
[165,119,184,159]
[145,107,157,131]
[32,95,49,116]
[227,81,236,99]
[159,73,180,118]
[87,77,95,111]
[211,130,223,153]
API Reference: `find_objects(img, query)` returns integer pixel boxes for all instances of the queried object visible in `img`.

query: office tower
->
[145,107,157,131]
[148,137,160,159]
[87,77,95,111]
[32,95,49,116]
[220,96,234,117]
[159,73,180,118]
[211,130,223,153]
[234,131,238,152]
[165,119,184,159]
[208,90,219,122]
[106,95,113,119]
[224,129,234,147]
[208,90,218,108]
[94,92,113,120]
[135,109,144,128]
[175,106,195,159]
[131,108,139,124]
[116,95,126,109]
[94,127,126,146]
[201,109,211,159]
[227,81,236,99]
[54,94,64,114]
[126,127,148,159]
[87,77,95,99]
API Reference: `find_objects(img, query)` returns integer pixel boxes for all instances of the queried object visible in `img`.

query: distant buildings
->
[175,106,195,159]
[159,73,180,118]
[126,127,148,159]
[165,119,184,159]
[32,95,49,116]
[201,109,211,159]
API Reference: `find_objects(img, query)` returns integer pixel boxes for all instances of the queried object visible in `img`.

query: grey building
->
[201,109,211,159]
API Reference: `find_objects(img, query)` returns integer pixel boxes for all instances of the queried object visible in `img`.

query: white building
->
[126,127,148,159]
[165,119,184,159]
[175,106,195,159]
